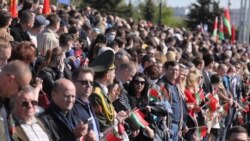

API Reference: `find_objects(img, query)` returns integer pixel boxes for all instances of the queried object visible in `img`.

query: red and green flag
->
[223,8,231,35]
[130,109,149,128]
[9,0,18,18]
[212,17,218,38]
[102,132,122,141]
[197,126,207,138]
[223,103,230,113]
[149,88,161,101]
[206,94,218,112]
[219,17,225,40]
[195,89,205,103]
[231,25,235,43]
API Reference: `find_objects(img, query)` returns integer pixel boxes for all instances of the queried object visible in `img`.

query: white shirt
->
[20,118,50,141]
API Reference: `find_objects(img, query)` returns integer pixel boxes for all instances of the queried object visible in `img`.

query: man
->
[10,11,35,42]
[28,15,50,48]
[37,14,60,56]
[226,126,248,141]
[0,11,14,42]
[202,53,214,94]
[89,50,116,132]
[72,67,100,141]
[0,37,11,70]
[89,49,128,133]
[0,60,32,141]
[39,79,89,141]
[158,61,188,141]
[114,62,136,111]
[139,54,156,73]
[11,86,51,141]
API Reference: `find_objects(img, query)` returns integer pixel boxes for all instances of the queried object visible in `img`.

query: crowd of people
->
[0,0,249,140]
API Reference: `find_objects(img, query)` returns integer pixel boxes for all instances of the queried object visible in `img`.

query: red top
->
[184,88,197,117]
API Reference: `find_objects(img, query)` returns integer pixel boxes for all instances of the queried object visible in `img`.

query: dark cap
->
[34,15,50,27]
[89,50,115,72]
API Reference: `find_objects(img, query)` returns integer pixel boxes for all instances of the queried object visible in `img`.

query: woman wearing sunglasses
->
[127,72,154,141]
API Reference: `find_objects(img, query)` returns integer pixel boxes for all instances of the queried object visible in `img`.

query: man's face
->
[13,91,37,121]
[107,69,116,85]
[228,132,248,141]
[53,84,76,111]
[165,65,179,82]
[0,47,11,69]
[74,72,93,99]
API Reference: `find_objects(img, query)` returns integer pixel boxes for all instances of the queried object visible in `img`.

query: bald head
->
[51,79,76,111]
[0,60,32,97]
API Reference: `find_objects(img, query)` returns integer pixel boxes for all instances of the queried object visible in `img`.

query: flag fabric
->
[197,126,207,138]
[9,0,18,18]
[223,8,231,35]
[160,84,170,101]
[212,17,218,38]
[223,103,230,113]
[149,88,161,101]
[219,17,225,40]
[102,132,122,141]
[43,0,51,15]
[130,109,149,128]
[231,25,235,43]
[195,89,205,103]
[206,94,218,112]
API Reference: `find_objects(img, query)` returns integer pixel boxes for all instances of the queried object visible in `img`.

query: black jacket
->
[39,102,77,141]
[38,67,64,98]
[10,24,31,42]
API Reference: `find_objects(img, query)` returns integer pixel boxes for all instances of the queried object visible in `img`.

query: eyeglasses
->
[21,100,38,108]
[134,80,145,85]
[76,80,93,86]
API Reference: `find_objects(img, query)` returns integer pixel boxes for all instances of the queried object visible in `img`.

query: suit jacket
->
[202,70,212,94]
[11,116,52,141]
[10,24,31,42]
[72,98,100,132]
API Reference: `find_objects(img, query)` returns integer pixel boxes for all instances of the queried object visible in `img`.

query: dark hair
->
[10,41,36,64]
[163,60,179,70]
[141,54,152,67]
[128,72,149,99]
[40,47,64,70]
[59,33,73,47]
[144,64,161,80]
[192,57,203,67]
[0,11,12,28]
[20,11,34,24]
[210,74,220,84]
[226,126,247,140]
[203,53,214,67]
[72,67,94,81]
[47,14,60,27]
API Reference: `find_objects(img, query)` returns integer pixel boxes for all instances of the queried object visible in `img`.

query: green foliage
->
[186,0,223,32]
[141,0,156,22]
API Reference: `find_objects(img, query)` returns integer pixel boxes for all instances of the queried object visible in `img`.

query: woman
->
[127,73,154,141]
[128,72,149,109]
[38,47,65,99]
[184,69,204,141]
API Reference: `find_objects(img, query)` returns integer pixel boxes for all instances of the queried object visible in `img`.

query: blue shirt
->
[167,83,181,123]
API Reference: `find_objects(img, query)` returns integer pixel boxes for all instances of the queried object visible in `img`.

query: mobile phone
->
[84,118,92,124]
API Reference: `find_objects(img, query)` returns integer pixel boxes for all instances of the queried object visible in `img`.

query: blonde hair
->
[186,69,200,88]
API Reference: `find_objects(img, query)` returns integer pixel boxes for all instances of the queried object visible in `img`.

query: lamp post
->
[158,0,162,25]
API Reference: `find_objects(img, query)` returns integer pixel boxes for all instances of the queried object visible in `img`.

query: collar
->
[95,81,108,95]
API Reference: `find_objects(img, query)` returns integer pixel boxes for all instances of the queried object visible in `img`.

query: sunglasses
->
[76,80,93,86]
[21,100,38,108]
[134,80,145,85]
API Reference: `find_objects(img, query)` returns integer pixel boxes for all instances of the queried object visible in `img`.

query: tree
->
[141,0,156,22]
[84,0,123,13]
[186,0,223,32]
